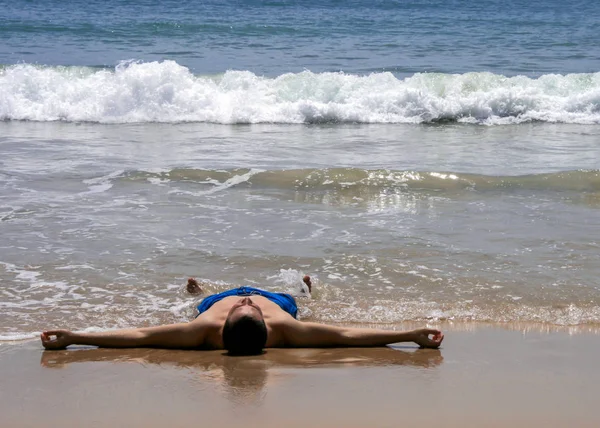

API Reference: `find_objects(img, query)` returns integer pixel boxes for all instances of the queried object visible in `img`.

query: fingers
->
[427,332,444,348]
[40,331,59,343]
[40,330,69,349]
[415,329,444,349]
[40,331,68,350]
[40,333,56,349]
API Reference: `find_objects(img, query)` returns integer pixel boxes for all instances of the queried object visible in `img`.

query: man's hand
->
[411,328,444,349]
[41,330,74,350]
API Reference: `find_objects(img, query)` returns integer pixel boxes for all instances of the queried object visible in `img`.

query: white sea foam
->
[269,268,312,296]
[0,332,39,341]
[81,170,125,194]
[1,61,599,124]
[168,168,263,196]
[54,264,97,271]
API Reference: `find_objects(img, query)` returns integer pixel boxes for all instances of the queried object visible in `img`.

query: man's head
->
[222,297,267,355]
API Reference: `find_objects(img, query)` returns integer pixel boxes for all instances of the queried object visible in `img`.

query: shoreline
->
[3,319,600,346]
[1,324,597,427]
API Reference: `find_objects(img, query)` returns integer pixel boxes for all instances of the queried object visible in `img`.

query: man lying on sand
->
[41,276,444,355]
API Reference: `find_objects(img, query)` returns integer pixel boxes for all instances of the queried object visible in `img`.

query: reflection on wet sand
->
[41,347,443,404]
[40,346,444,369]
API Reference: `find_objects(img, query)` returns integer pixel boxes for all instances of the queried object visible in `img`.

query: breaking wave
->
[1,60,599,124]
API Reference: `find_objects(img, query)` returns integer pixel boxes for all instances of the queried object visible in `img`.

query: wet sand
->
[0,325,598,428]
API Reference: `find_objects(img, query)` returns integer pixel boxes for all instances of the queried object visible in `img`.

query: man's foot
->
[303,275,312,293]
[186,277,202,294]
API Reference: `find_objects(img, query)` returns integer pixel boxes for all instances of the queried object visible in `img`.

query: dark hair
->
[222,314,267,355]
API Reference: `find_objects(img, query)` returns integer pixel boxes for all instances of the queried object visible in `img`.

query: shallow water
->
[1,121,599,339]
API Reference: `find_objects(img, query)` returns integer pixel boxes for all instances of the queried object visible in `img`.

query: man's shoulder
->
[190,313,224,330]
[268,312,300,326]
[267,315,302,337]
[187,316,225,349]
[263,315,301,348]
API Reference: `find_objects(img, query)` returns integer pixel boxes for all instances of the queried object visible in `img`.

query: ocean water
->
[1,0,600,340]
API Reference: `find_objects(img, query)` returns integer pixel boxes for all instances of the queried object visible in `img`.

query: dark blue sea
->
[1,0,600,340]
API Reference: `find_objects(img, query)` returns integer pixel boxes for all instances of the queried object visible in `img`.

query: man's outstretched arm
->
[41,322,207,350]
[282,321,444,349]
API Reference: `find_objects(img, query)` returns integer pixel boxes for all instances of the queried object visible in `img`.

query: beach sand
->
[0,324,597,428]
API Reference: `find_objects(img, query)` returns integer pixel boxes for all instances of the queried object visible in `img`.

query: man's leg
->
[187,275,311,294]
